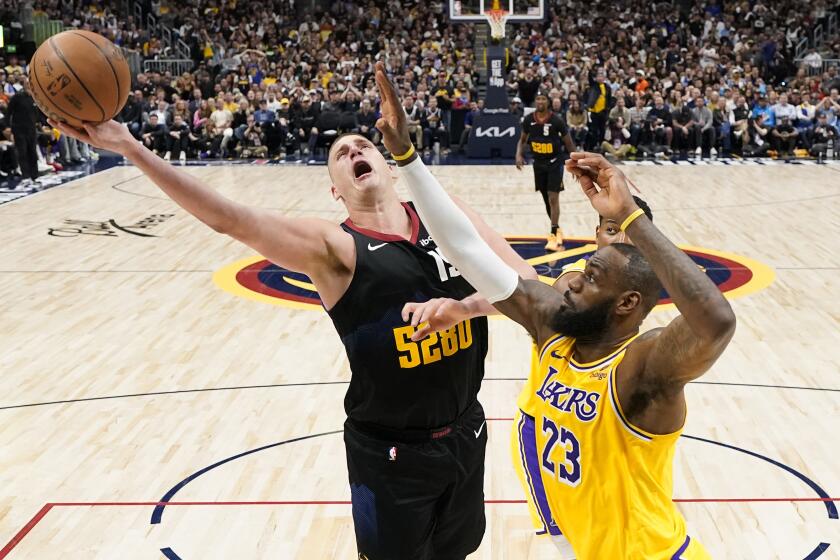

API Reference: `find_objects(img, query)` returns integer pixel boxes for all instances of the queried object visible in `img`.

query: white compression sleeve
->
[399,158,519,303]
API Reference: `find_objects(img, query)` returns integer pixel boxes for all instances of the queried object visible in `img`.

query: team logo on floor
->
[213,237,774,311]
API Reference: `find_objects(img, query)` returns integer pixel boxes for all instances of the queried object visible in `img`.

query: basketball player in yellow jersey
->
[375,62,735,559]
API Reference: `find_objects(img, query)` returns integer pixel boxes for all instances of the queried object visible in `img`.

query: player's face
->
[595,217,631,249]
[550,247,628,339]
[328,134,395,203]
[535,96,548,111]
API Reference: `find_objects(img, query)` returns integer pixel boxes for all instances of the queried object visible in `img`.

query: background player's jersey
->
[512,335,711,559]
[327,202,489,432]
[522,112,568,160]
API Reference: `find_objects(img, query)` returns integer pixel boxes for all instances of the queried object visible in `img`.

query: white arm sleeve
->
[399,158,519,303]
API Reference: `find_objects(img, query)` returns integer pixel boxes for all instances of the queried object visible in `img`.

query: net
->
[485,9,509,40]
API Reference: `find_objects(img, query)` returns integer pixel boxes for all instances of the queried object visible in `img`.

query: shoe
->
[37,161,52,173]
[164,151,171,161]
[710,148,717,160]
[695,147,702,158]
[50,161,63,171]
[15,178,32,190]
[544,234,560,252]
[179,152,186,164]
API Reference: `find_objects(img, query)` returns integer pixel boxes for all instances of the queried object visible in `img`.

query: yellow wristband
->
[392,144,416,161]
[619,208,646,231]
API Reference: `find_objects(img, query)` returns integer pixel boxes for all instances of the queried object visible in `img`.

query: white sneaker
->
[179,152,186,164]
[710,148,718,160]
[695,147,702,158]
[164,151,171,161]
[37,161,52,172]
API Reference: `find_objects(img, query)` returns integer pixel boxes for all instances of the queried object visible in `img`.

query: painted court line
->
[2,498,838,559]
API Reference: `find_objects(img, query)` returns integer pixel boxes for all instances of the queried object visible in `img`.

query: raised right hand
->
[48,119,137,155]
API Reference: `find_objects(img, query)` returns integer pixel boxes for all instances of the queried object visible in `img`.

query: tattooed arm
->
[566,153,736,434]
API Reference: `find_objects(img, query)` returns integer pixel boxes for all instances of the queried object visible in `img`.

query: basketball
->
[28,30,131,128]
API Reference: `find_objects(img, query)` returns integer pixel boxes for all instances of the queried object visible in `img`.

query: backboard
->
[448,0,545,22]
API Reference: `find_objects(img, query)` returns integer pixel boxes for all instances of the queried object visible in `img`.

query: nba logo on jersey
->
[388,446,397,461]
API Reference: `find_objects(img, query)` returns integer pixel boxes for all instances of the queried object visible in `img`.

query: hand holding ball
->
[28,30,131,129]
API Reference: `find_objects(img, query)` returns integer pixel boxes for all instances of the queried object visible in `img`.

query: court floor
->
[0,162,838,559]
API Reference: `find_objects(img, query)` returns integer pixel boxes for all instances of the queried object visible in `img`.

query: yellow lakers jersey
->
[512,334,711,559]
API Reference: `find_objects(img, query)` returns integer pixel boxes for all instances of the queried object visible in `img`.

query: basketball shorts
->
[344,401,487,560]
[533,156,566,193]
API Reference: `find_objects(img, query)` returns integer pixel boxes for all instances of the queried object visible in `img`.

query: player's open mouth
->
[353,160,373,181]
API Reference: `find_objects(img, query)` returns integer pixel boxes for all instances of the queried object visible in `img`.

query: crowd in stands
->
[1,0,839,173]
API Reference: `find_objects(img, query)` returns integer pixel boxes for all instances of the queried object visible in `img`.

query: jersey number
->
[428,248,461,283]
[393,320,473,369]
[530,141,554,154]
[541,417,581,486]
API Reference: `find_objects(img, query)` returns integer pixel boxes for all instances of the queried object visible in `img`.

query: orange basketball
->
[28,30,131,128]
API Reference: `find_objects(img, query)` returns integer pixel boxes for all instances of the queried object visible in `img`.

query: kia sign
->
[468,44,520,157]
[475,126,517,138]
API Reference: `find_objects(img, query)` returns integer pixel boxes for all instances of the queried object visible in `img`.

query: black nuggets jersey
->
[522,112,568,160]
[327,202,489,432]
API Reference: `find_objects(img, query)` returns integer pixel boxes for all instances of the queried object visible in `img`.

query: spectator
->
[516,68,540,108]
[771,116,798,157]
[509,97,524,120]
[7,77,38,188]
[601,116,633,159]
[671,96,695,157]
[744,114,771,157]
[456,100,480,154]
[165,114,196,162]
[422,97,449,154]
[235,114,268,158]
[151,100,170,126]
[608,97,631,129]
[356,99,379,144]
[712,97,734,155]
[692,96,716,157]
[294,95,320,157]
[254,99,275,126]
[648,94,673,150]
[810,112,838,157]
[566,99,588,151]
[140,114,167,155]
[584,66,612,150]
[403,96,425,151]
[119,91,145,138]
[752,96,776,128]
[628,96,650,147]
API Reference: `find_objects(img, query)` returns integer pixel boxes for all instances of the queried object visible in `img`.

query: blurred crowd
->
[1,0,838,169]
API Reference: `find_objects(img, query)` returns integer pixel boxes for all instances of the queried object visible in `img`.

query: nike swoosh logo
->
[473,420,486,439]
[368,243,387,251]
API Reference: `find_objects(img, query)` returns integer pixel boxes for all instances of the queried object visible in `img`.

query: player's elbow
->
[704,301,736,342]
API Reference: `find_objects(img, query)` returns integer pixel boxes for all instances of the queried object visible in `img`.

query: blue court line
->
[681,434,838,521]
[152,429,835,560]
[150,429,343,525]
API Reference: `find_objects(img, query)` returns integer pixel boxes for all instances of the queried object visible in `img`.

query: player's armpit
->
[617,314,735,433]
[492,278,563,346]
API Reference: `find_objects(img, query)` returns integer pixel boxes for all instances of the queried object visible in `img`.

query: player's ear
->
[615,291,641,316]
[330,185,341,202]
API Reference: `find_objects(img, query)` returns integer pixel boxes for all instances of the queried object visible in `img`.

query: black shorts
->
[344,401,487,560]
[533,156,565,193]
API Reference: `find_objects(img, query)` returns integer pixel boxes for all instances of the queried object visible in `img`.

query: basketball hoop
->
[485,9,509,40]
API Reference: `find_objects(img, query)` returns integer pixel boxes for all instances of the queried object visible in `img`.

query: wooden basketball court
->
[1,161,838,559]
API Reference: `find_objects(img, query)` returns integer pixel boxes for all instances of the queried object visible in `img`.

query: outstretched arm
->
[49,120,350,282]
[374,63,561,344]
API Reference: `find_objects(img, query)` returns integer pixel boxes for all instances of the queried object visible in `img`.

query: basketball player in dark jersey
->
[516,91,576,252]
[50,118,535,559]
